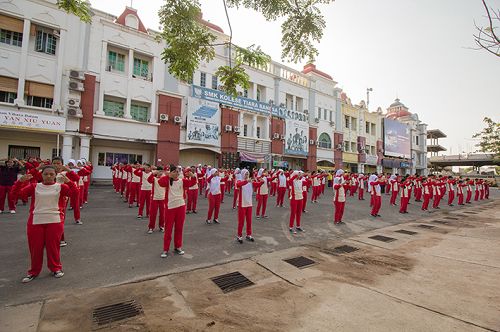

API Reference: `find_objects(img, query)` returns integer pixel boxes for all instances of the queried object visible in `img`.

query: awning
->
[317,165,335,171]
[239,151,269,163]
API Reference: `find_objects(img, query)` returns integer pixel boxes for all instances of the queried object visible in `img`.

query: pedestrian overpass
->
[429,153,499,168]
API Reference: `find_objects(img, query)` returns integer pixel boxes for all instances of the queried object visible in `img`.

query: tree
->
[472,117,500,156]
[57,0,92,23]
[473,0,500,57]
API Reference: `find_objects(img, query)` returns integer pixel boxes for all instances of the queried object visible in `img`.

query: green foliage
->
[473,117,500,156]
[158,0,216,82]
[235,44,271,68]
[215,64,250,97]
[57,0,92,23]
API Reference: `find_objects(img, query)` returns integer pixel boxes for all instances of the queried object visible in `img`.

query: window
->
[98,152,143,166]
[35,29,57,55]
[371,146,375,155]
[130,103,149,122]
[8,145,40,160]
[133,58,149,78]
[243,89,248,98]
[345,115,350,129]
[317,107,321,119]
[0,29,22,47]
[365,145,370,154]
[0,91,16,103]
[371,123,376,135]
[344,141,350,152]
[211,75,218,89]
[324,108,327,120]
[351,117,357,131]
[351,142,357,152]
[365,122,370,134]
[256,126,261,138]
[27,96,53,108]
[103,99,125,118]
[243,124,248,136]
[256,88,261,101]
[52,148,61,159]
[329,111,333,122]
[108,51,125,72]
[200,72,206,87]
[318,133,332,149]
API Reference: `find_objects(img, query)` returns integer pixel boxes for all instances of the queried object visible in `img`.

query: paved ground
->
[0,187,498,331]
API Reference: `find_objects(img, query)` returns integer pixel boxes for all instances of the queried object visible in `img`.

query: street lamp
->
[366,88,373,110]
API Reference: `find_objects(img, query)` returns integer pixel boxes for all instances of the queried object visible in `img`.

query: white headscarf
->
[390,174,396,181]
[257,168,264,177]
[241,169,249,178]
[210,168,218,176]
[234,168,240,174]
[359,173,364,178]
[67,159,76,166]
[335,169,344,177]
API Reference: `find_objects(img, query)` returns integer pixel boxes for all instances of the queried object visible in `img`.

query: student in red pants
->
[357,173,365,200]
[447,176,456,206]
[432,177,442,209]
[333,169,347,224]
[414,177,423,202]
[13,166,78,283]
[399,176,410,213]
[219,169,227,203]
[276,170,287,207]
[310,171,320,202]
[479,179,485,200]
[485,180,490,199]
[186,166,199,213]
[256,168,272,219]
[134,164,152,219]
[421,177,432,211]
[369,174,382,217]
[147,168,166,233]
[119,163,128,198]
[466,178,473,203]
[158,165,196,257]
[457,180,465,205]
[389,174,399,206]
[232,168,242,209]
[196,164,205,196]
[301,172,312,213]
[206,168,222,224]
[235,169,263,243]
[128,162,141,208]
[288,171,305,234]
[0,158,21,213]
[270,170,278,196]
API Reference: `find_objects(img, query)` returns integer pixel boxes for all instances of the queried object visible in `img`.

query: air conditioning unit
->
[159,113,168,122]
[330,121,335,126]
[173,116,182,124]
[280,134,285,140]
[67,107,82,118]
[309,139,315,145]
[273,133,280,139]
[69,81,84,91]
[336,144,343,151]
[67,98,80,108]
[314,117,320,123]
[233,126,241,133]
[52,30,60,38]
[225,124,232,132]
[69,70,85,80]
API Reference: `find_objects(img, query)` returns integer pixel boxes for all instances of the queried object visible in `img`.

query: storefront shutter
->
[25,81,54,98]
[0,14,24,33]
[0,76,18,93]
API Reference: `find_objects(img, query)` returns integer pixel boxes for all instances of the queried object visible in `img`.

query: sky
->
[89,0,500,155]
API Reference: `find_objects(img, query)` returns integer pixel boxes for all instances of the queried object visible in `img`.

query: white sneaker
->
[53,271,64,278]
[159,227,165,233]
[147,229,153,234]
[22,275,36,283]
[10,210,16,214]
[0,210,3,214]
[75,220,83,225]
[160,251,168,258]
[60,241,68,247]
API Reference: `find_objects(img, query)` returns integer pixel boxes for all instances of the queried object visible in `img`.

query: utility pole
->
[366,88,373,110]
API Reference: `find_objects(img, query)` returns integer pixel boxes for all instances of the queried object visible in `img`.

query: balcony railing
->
[238,137,271,154]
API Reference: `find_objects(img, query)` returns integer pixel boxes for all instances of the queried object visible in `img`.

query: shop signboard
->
[0,108,65,132]
[273,160,289,168]
[186,98,220,147]
[365,155,378,165]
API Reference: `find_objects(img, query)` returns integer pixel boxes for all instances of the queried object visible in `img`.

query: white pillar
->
[15,19,31,106]
[265,116,270,140]
[125,49,134,119]
[96,41,107,115]
[292,95,297,111]
[252,83,258,100]
[239,112,244,136]
[80,136,91,161]
[62,135,73,163]
[52,29,66,112]
[252,115,257,138]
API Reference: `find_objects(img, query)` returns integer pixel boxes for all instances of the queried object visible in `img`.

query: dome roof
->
[389,98,405,108]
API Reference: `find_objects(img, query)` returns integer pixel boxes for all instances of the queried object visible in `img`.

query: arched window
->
[318,133,332,149]
[125,14,139,29]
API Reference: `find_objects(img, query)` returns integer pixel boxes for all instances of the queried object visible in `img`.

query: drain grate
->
[211,271,254,293]
[332,245,359,254]
[443,216,458,220]
[369,235,397,243]
[92,300,143,327]
[284,256,317,269]
[395,229,418,235]
[417,224,436,229]
[432,220,449,225]
[463,211,478,214]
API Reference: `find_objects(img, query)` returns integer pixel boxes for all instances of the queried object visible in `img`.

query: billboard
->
[186,98,220,147]
[383,118,411,159]
[284,119,309,156]
[0,109,65,132]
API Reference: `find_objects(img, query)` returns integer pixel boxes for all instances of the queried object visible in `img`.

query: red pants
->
[422,194,431,210]
[238,206,253,237]
[466,191,472,203]
[390,191,398,205]
[276,187,286,206]
[256,194,268,216]
[198,179,205,195]
[138,190,151,216]
[358,188,364,200]
[370,193,374,207]
[480,190,484,200]
[128,182,140,205]
[371,195,381,215]
[220,184,225,203]
[432,194,441,208]
[321,183,326,194]
[83,181,90,203]
[349,185,356,196]
[399,197,409,213]
[289,199,303,228]
[27,222,64,276]
[334,201,345,223]
[448,191,455,205]
[0,185,15,211]
[207,193,221,220]
[187,189,198,212]
[415,188,422,201]
[70,189,81,221]
[226,181,232,193]
[270,182,277,196]
[79,185,84,207]
[232,188,240,209]
[458,194,464,205]
[164,205,186,251]
[311,186,319,201]
[120,179,127,195]
[302,191,308,212]
[149,199,165,229]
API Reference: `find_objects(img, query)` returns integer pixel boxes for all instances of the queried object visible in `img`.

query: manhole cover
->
[284,256,317,269]
[417,224,436,229]
[211,271,254,293]
[369,235,397,242]
[92,300,143,327]
[432,220,449,225]
[443,216,458,220]
[395,230,418,235]
[332,245,359,254]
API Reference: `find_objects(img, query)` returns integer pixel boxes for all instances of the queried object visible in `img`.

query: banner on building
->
[186,98,220,147]
[365,155,378,165]
[383,118,411,159]
[240,151,270,163]
[273,160,289,168]
[0,109,65,132]
[284,119,309,156]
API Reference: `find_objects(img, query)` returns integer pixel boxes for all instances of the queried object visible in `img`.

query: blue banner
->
[191,85,308,122]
